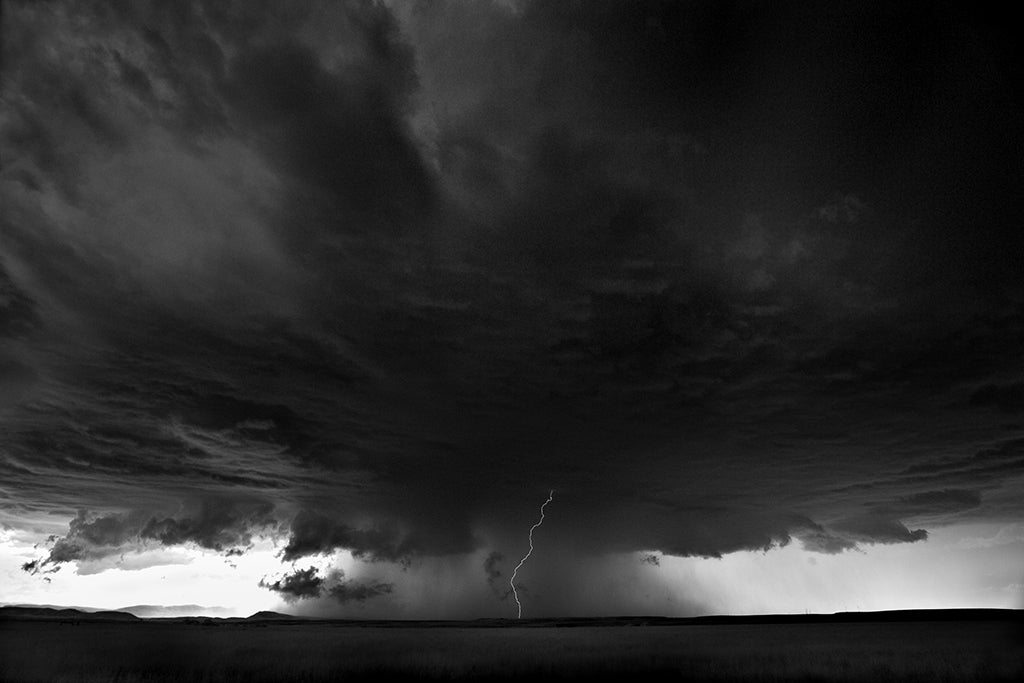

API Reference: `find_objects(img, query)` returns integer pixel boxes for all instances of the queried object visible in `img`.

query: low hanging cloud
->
[328,579,394,604]
[794,516,928,555]
[140,499,277,552]
[794,528,859,555]
[830,517,929,546]
[260,566,394,605]
[794,489,984,553]
[640,553,661,567]
[259,567,324,603]
[24,498,279,574]
[281,511,418,563]
[20,558,59,576]
[43,510,149,565]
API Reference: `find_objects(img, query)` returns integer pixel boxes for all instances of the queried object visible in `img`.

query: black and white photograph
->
[1,1,1022,680]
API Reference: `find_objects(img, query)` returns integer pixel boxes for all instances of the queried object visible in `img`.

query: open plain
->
[1,611,1021,682]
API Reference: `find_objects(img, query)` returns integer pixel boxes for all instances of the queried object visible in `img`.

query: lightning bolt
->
[509,489,554,619]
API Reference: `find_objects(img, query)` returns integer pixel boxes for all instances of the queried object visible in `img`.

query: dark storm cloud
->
[45,510,147,564]
[0,264,38,411]
[227,36,433,235]
[281,510,429,563]
[260,566,324,602]
[788,515,928,555]
[19,558,57,575]
[0,264,36,338]
[328,578,394,604]
[140,499,277,552]
[260,566,394,604]
[483,551,508,597]
[970,383,1024,414]
[3,0,1024,616]
[900,439,1024,480]
[798,490,985,548]
[794,527,858,555]
[890,490,982,516]
[829,518,928,546]
[25,499,278,573]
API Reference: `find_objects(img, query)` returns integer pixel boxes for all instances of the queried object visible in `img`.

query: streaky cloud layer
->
[2,0,1023,616]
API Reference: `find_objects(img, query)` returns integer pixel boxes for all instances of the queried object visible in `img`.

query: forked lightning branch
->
[509,490,554,619]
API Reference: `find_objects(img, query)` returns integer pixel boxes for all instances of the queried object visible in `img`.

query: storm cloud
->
[3,0,1024,616]
[328,579,394,604]
[26,499,278,573]
[260,566,394,604]
[43,510,148,565]
[483,551,508,597]
[260,567,325,602]
[139,499,278,552]
[281,511,422,564]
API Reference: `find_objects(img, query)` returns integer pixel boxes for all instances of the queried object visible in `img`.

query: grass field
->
[1,619,1022,682]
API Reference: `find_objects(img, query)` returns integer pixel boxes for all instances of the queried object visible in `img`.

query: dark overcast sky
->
[2,0,1023,617]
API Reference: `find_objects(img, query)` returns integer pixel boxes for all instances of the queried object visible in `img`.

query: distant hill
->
[246,611,297,620]
[0,606,138,621]
[3,603,104,612]
[2,605,1019,627]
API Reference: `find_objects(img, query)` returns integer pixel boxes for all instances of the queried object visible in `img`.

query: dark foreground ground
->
[1,611,1022,682]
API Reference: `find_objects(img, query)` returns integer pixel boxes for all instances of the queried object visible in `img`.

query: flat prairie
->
[1,617,1022,682]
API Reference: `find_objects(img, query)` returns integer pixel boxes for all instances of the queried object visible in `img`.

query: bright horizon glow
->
[646,522,1024,615]
[2,519,1020,617]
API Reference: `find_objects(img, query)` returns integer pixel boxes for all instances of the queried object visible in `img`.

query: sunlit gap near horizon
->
[2,518,1020,618]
